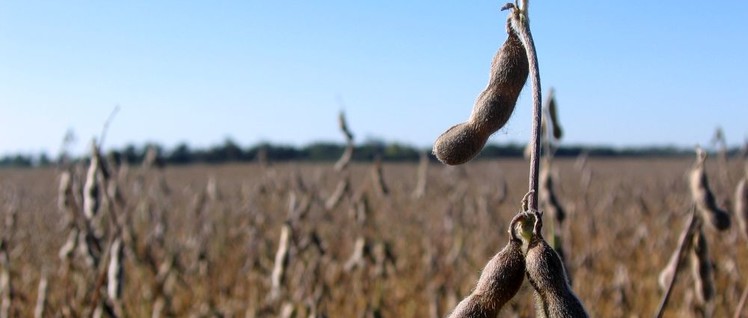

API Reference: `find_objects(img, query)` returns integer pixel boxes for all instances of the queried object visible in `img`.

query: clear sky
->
[2,1,747,157]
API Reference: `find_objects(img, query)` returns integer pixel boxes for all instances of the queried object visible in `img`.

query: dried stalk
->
[59,227,79,262]
[270,223,292,301]
[0,240,10,318]
[98,105,120,149]
[107,237,125,316]
[736,176,748,241]
[689,148,730,231]
[735,282,748,318]
[655,207,699,318]
[334,111,355,172]
[85,158,127,316]
[510,0,543,211]
[689,225,714,306]
[540,162,566,223]
[142,146,162,170]
[58,169,77,227]
[412,152,429,199]
[546,88,563,140]
[325,177,349,211]
[344,236,369,272]
[84,140,102,221]
[33,271,48,318]
[371,158,389,197]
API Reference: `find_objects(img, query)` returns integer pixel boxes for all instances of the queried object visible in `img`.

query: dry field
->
[0,156,746,317]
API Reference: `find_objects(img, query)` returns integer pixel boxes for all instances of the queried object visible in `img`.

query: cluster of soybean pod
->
[432,2,589,317]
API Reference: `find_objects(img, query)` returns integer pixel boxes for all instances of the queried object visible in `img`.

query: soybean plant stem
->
[736,281,748,318]
[512,1,542,211]
[99,105,120,148]
[655,207,699,318]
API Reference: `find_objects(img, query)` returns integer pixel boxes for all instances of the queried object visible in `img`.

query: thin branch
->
[334,110,355,172]
[519,0,529,17]
[655,207,699,318]
[511,0,542,211]
[99,105,121,149]
[542,88,557,159]
[735,281,748,318]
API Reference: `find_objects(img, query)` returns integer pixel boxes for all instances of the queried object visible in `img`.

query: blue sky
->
[1,1,747,157]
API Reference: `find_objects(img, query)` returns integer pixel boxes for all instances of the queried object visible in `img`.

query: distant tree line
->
[0,138,744,168]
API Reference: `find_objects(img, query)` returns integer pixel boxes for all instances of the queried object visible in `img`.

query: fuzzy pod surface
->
[525,233,588,318]
[448,238,526,318]
[657,218,696,291]
[433,14,529,165]
[689,154,730,231]
[540,167,566,223]
[690,226,715,305]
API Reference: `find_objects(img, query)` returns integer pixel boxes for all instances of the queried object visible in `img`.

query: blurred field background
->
[1,154,747,317]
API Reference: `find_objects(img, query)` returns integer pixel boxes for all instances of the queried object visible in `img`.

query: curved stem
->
[519,0,528,16]
[735,282,748,318]
[655,207,699,318]
[512,3,542,211]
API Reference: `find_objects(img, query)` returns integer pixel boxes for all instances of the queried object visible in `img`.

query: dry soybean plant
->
[334,111,355,172]
[435,1,588,317]
[690,226,715,310]
[432,2,528,166]
[710,127,730,189]
[545,88,563,141]
[689,147,730,231]
[735,164,748,317]
[33,270,48,318]
[448,213,528,317]
[536,87,569,272]
[7,134,748,316]
[0,238,12,318]
[522,215,587,317]
[656,148,735,317]
[735,164,748,241]
[656,208,699,317]
[327,111,355,211]
[524,87,562,159]
[370,157,389,198]
[412,152,429,199]
[270,222,292,301]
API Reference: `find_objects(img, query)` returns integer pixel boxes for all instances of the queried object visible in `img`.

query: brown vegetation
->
[0,157,747,316]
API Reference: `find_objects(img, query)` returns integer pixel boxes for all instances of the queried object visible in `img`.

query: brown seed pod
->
[523,217,588,318]
[107,237,125,317]
[656,254,675,292]
[689,149,730,231]
[657,217,696,291]
[433,11,529,165]
[448,214,528,318]
[549,233,572,286]
[735,177,748,241]
[334,111,354,172]
[690,226,715,305]
[546,89,563,140]
[540,165,566,224]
